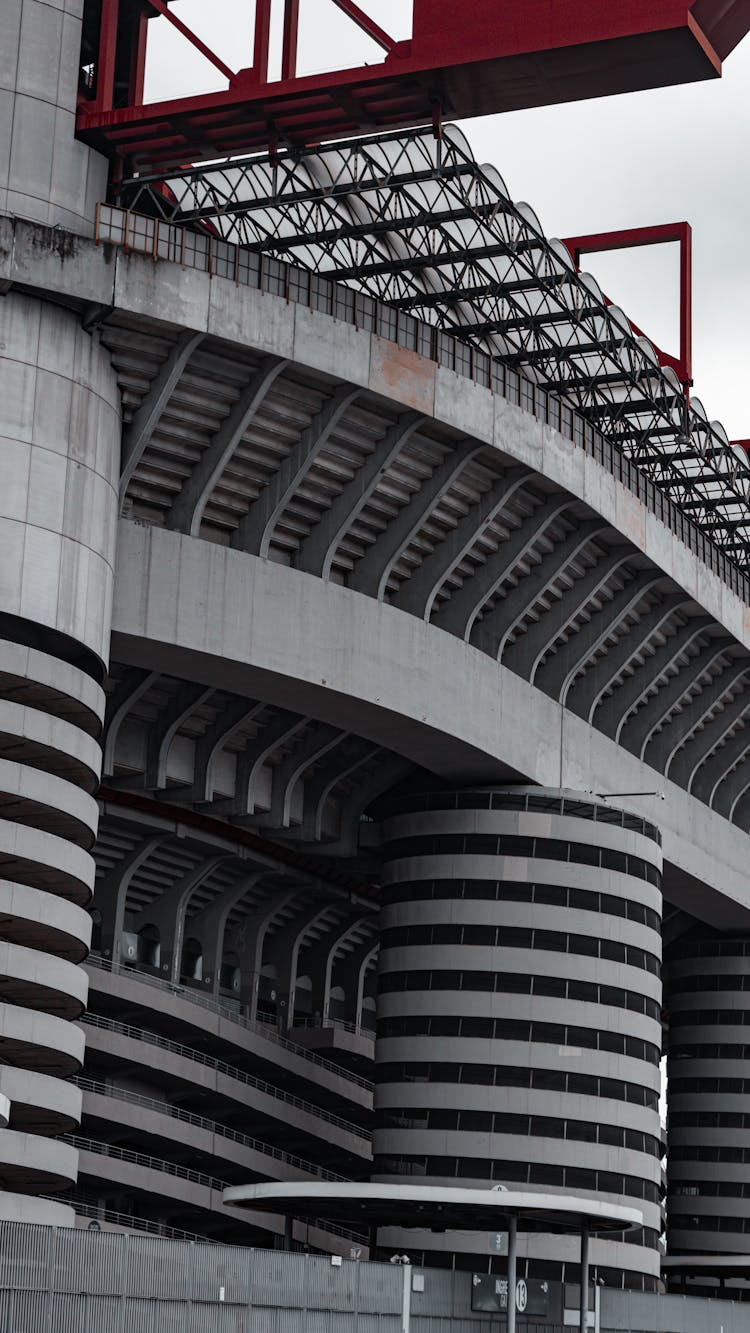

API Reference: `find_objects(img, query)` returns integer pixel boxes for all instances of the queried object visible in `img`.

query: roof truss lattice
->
[123,125,750,568]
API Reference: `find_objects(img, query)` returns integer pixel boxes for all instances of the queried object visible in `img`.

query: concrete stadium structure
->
[5,0,750,1316]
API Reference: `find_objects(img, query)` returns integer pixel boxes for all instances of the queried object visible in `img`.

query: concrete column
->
[374,786,663,1292]
[0,292,120,1221]
[666,927,750,1274]
[1,0,109,233]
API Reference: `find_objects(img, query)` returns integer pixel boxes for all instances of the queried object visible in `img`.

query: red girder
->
[563,223,693,388]
[77,0,750,170]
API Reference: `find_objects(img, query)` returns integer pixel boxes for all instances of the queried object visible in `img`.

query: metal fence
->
[0,1222,744,1333]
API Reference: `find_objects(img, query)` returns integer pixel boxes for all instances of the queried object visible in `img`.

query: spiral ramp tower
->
[0,0,119,1222]
[374,788,664,1288]
[666,930,750,1280]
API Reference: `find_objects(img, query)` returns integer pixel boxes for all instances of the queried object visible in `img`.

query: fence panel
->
[52,1226,126,1294]
[0,1218,54,1290]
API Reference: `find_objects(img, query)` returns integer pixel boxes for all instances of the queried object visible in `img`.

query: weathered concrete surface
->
[113,521,750,928]
[0,0,107,234]
[4,216,750,661]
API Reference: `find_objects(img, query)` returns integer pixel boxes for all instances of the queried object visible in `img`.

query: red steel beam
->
[141,0,235,82]
[563,223,693,387]
[77,0,750,168]
[98,786,379,900]
[91,0,119,114]
[282,0,300,82]
[328,0,397,53]
[128,9,148,106]
[253,0,272,85]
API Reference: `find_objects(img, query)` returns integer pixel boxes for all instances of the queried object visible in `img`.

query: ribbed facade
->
[374,788,663,1289]
[0,639,103,1219]
[0,293,120,1222]
[667,931,750,1264]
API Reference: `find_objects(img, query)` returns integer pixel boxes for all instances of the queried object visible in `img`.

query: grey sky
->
[145,1,750,440]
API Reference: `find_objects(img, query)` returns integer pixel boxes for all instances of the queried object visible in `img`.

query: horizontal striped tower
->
[0,292,119,1222]
[667,929,750,1277]
[374,787,663,1290]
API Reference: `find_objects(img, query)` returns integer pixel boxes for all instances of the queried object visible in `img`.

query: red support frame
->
[281,0,300,82]
[91,0,119,114]
[328,0,397,53]
[128,10,148,107]
[76,1,750,171]
[140,0,234,81]
[563,223,693,388]
[253,0,272,85]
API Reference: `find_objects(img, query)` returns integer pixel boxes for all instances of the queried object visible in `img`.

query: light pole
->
[579,1227,590,1333]
[507,1215,518,1333]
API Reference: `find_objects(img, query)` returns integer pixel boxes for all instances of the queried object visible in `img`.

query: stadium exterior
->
[4,0,750,1321]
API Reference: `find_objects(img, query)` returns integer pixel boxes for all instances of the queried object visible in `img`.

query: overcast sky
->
[145,1,750,440]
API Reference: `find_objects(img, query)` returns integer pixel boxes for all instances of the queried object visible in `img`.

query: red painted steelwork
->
[563,223,693,387]
[140,0,234,81]
[76,0,750,170]
[98,786,378,900]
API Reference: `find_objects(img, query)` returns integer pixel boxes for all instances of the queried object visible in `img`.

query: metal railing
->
[76,1076,347,1181]
[41,1195,216,1243]
[65,1132,230,1193]
[66,1136,366,1244]
[96,202,750,612]
[85,953,373,1093]
[80,1012,371,1142]
[292,1016,375,1038]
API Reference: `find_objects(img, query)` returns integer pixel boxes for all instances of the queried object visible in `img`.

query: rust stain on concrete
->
[369,336,435,415]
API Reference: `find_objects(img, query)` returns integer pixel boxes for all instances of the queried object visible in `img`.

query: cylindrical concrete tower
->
[667,930,750,1274]
[374,788,663,1291]
[1,0,108,234]
[0,293,120,1222]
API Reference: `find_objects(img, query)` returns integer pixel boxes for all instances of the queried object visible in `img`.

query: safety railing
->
[96,202,750,612]
[80,1012,371,1143]
[75,1076,347,1182]
[66,1136,366,1243]
[292,1016,375,1039]
[84,953,373,1093]
[42,1195,215,1243]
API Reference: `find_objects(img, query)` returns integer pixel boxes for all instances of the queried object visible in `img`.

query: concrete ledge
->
[0,879,91,961]
[0,1129,77,1189]
[0,698,102,792]
[0,939,88,1016]
[0,1066,81,1132]
[0,1195,74,1227]
[0,636,105,733]
[0,1001,85,1074]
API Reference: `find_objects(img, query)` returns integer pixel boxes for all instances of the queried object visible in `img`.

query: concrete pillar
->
[666,927,750,1278]
[0,292,120,1220]
[373,786,663,1292]
[1,0,109,234]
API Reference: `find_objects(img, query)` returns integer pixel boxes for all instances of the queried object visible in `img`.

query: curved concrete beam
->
[113,521,750,926]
